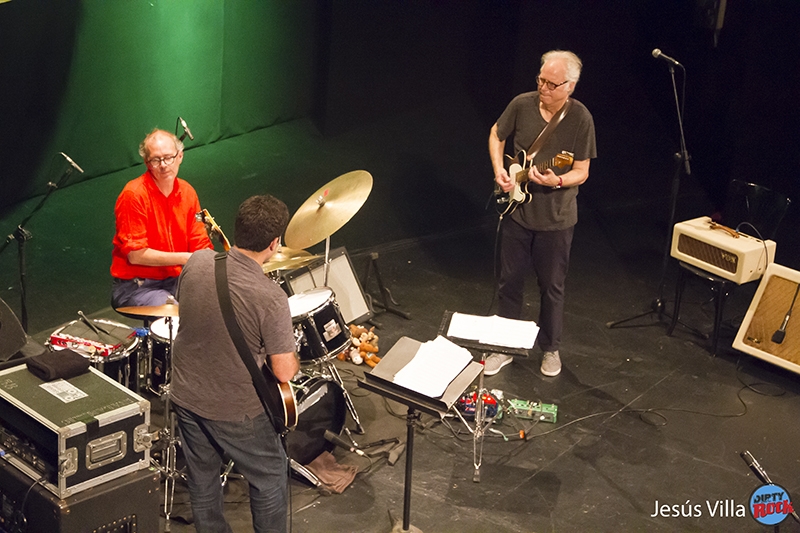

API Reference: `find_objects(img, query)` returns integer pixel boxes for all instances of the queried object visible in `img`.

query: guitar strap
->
[526,98,574,161]
[213,252,282,435]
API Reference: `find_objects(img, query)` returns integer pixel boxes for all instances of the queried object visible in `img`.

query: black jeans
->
[497,217,574,352]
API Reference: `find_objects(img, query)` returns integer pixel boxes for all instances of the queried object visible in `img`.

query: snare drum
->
[285,375,346,466]
[149,317,179,389]
[48,318,140,387]
[288,288,349,363]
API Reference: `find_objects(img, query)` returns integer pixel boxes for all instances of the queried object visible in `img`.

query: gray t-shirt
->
[171,248,295,421]
[496,92,597,231]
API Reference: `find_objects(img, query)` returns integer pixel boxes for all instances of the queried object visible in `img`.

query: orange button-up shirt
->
[110,171,213,280]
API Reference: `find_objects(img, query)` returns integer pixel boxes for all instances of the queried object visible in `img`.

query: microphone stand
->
[607,63,690,329]
[0,165,76,332]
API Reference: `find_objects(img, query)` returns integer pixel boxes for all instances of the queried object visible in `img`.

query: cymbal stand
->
[148,316,183,532]
[316,358,365,434]
[323,235,331,286]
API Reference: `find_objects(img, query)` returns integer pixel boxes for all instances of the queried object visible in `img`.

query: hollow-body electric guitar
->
[495,150,574,216]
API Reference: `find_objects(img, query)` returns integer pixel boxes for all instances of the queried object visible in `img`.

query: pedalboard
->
[506,399,557,423]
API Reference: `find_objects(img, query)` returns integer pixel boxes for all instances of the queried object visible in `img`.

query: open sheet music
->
[446,312,539,349]
[392,336,472,398]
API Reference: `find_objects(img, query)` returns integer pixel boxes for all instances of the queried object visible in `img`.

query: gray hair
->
[138,128,184,160]
[541,50,583,85]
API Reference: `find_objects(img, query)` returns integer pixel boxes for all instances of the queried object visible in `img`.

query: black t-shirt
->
[496,92,597,231]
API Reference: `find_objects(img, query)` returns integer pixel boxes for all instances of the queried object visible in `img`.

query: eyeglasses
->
[536,77,569,91]
[148,153,178,167]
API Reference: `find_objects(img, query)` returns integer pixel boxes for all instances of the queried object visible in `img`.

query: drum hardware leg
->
[150,376,184,531]
[150,392,182,532]
[343,427,359,447]
[361,252,411,321]
[289,458,331,496]
[220,459,245,487]
[324,361,365,434]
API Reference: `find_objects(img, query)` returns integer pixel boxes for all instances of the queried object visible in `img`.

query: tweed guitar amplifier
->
[671,216,776,284]
[733,263,800,375]
[0,364,151,498]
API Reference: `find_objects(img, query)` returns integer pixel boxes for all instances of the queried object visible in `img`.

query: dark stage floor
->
[20,205,800,533]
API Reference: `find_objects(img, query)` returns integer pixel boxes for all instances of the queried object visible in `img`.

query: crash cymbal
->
[116,304,179,318]
[262,250,320,274]
[284,170,372,249]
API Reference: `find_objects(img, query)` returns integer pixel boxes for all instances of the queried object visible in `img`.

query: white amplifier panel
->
[671,216,776,285]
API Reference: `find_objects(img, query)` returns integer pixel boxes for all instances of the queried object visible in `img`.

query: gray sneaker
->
[484,353,513,376]
[540,351,561,377]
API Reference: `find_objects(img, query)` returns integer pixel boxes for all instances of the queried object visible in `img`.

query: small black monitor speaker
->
[284,247,372,325]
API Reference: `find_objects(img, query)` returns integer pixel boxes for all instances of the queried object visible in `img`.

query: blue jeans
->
[498,218,574,352]
[111,277,179,309]
[174,404,289,533]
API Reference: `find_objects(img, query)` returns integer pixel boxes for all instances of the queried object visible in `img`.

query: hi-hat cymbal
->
[262,247,319,274]
[284,170,372,249]
[116,304,179,318]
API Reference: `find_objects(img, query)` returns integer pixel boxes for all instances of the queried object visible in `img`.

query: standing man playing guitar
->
[487,50,597,377]
[171,195,300,532]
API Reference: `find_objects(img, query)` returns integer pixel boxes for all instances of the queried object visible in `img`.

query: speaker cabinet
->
[284,247,373,325]
[733,263,800,374]
[0,297,26,362]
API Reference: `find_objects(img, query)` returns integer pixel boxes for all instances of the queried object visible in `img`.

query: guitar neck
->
[514,156,558,183]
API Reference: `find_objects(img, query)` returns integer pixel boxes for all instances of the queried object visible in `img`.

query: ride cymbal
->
[284,170,372,249]
[116,304,179,318]
[262,247,320,273]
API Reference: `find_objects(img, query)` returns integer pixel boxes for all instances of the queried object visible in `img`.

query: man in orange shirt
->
[111,129,212,309]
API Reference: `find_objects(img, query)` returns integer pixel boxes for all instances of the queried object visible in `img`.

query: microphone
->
[59,152,84,173]
[652,48,683,67]
[324,430,366,457]
[740,450,773,484]
[772,284,799,344]
[179,117,194,141]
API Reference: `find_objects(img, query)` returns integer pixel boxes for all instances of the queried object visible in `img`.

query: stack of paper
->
[446,313,539,349]
[392,336,473,398]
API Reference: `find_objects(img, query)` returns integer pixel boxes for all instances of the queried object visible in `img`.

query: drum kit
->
[47,170,375,508]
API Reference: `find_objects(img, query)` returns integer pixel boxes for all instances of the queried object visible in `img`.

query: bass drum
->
[286,375,346,466]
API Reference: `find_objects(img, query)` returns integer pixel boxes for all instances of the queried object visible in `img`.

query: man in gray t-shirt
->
[487,50,597,378]
[172,195,300,533]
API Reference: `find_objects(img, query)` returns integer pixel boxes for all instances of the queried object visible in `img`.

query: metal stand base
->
[363,252,411,321]
[385,407,423,533]
[315,360,365,434]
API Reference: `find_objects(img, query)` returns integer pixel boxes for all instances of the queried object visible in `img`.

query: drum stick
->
[78,311,110,336]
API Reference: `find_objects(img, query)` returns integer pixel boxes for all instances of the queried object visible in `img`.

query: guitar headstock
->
[197,208,231,251]
[553,151,574,169]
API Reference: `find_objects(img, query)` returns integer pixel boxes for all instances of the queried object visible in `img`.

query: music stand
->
[437,310,535,481]
[437,310,532,358]
[358,337,483,533]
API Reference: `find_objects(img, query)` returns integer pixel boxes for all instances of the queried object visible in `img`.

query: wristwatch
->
[552,176,563,190]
